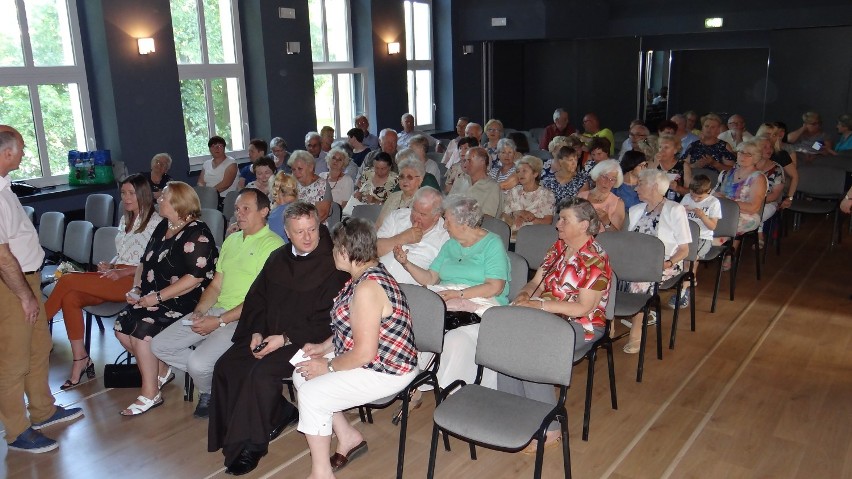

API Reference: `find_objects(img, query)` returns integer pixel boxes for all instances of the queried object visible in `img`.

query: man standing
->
[354,115,379,151]
[450,147,503,217]
[151,188,284,418]
[376,187,449,284]
[718,114,753,149]
[539,108,576,150]
[0,126,82,453]
[581,113,616,156]
[397,113,436,151]
[208,201,348,476]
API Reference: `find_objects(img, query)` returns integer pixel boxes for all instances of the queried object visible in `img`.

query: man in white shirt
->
[397,113,437,151]
[377,187,448,284]
[718,114,753,149]
[0,126,83,454]
[440,117,471,166]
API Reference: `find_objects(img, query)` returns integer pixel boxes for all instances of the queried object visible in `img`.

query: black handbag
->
[103,351,142,388]
[444,310,481,331]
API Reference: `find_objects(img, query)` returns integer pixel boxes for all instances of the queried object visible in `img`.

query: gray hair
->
[443,195,483,228]
[465,122,483,138]
[496,137,517,153]
[552,108,567,122]
[284,200,319,222]
[639,168,670,196]
[325,147,351,170]
[556,197,602,235]
[396,150,424,176]
[379,128,397,139]
[270,137,287,149]
[0,131,20,153]
[515,155,544,178]
[412,186,444,216]
[408,134,429,151]
[288,149,316,168]
[151,153,172,170]
[331,217,378,264]
[658,133,681,153]
[590,159,623,187]
[401,113,414,122]
[304,132,321,146]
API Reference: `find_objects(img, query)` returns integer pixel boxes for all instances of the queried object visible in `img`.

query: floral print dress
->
[114,220,218,341]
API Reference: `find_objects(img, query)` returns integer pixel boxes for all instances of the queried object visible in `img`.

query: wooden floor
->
[3,214,851,479]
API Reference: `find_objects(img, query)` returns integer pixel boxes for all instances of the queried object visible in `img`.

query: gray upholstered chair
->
[427,306,574,479]
[351,204,383,223]
[326,201,342,230]
[80,226,124,353]
[698,197,739,313]
[659,220,700,349]
[200,208,225,247]
[41,220,94,285]
[193,185,219,210]
[514,224,557,271]
[481,215,510,250]
[507,251,529,301]
[85,193,115,228]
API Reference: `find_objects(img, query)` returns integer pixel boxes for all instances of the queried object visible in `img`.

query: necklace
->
[167,220,186,232]
[644,198,665,216]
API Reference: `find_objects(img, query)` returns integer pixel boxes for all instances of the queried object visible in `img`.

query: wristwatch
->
[218,318,227,328]
[327,359,335,373]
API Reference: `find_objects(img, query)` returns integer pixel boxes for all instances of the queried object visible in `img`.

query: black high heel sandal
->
[60,356,95,390]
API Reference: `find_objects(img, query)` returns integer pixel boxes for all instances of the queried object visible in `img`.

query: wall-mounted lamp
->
[286,42,301,55]
[462,45,474,55]
[704,17,723,28]
[387,42,401,55]
[137,38,155,55]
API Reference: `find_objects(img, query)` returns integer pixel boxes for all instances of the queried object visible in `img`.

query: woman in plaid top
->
[294,217,418,477]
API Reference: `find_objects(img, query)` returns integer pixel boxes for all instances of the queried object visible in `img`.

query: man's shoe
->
[8,428,58,453]
[194,393,211,418]
[31,406,83,430]
[269,407,299,441]
[225,448,266,476]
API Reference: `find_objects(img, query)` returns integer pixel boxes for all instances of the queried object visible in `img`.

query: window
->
[308,0,368,136]
[170,0,248,163]
[0,0,95,186]
[404,0,433,129]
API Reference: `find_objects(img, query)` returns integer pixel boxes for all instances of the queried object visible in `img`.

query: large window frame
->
[0,0,95,187]
[171,0,249,166]
[404,0,434,130]
[309,0,369,136]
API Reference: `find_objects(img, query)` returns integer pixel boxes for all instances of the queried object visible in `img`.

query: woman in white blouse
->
[45,174,162,389]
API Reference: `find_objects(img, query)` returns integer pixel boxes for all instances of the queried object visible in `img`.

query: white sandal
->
[157,367,175,389]
[120,394,163,416]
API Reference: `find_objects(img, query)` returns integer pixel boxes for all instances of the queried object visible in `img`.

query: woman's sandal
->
[623,339,641,354]
[120,393,163,416]
[60,356,96,390]
[157,367,175,390]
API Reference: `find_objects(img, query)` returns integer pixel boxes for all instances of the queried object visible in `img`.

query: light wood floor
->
[3,214,851,479]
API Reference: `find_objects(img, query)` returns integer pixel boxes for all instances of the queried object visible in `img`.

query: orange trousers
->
[44,268,133,341]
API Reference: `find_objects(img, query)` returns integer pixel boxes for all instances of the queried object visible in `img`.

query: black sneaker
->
[31,405,83,430]
[8,428,58,453]
[194,393,211,418]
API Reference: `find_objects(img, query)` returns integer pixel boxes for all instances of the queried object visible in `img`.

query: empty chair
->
[482,215,510,250]
[427,306,575,479]
[23,205,35,224]
[515,224,558,270]
[38,211,65,257]
[194,185,220,210]
[200,208,225,247]
[222,190,240,221]
[351,204,383,223]
[786,165,846,249]
[85,193,116,228]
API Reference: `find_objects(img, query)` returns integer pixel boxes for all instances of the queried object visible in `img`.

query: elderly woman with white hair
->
[393,195,510,389]
[376,151,426,228]
[489,137,519,190]
[144,153,173,199]
[319,147,355,207]
[502,155,555,241]
[622,168,691,353]
[288,150,332,222]
[578,159,626,231]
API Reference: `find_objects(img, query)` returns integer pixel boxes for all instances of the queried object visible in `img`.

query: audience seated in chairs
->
[267,171,299,242]
[786,111,837,156]
[244,155,276,202]
[675,175,722,309]
[581,112,616,156]
[753,135,786,249]
[237,138,269,189]
[448,147,503,218]
[501,155,555,242]
[440,116,471,166]
[654,134,692,202]
[482,119,504,164]
[377,152,426,228]
[347,151,398,215]
[539,107,577,151]
[541,145,590,204]
[680,113,736,172]
[578,159,626,232]
[319,147,355,209]
[406,134,442,188]
[489,138,520,191]
[143,153,172,199]
[197,136,239,204]
[288,150,333,223]
[755,122,800,245]
[612,150,648,213]
[442,136,478,195]
[359,128,398,176]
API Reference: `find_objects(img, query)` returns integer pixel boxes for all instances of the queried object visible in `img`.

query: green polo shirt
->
[214,224,284,310]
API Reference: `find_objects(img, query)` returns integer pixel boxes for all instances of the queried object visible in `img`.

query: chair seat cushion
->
[614,292,653,317]
[83,301,128,317]
[788,200,836,215]
[660,272,688,291]
[700,245,726,261]
[434,384,555,450]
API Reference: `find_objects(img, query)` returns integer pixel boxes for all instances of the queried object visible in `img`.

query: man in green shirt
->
[152,188,284,418]
[582,113,616,156]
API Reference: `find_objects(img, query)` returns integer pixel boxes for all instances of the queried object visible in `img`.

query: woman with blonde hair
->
[268,171,299,241]
[502,155,555,241]
[654,134,691,202]
[681,114,736,172]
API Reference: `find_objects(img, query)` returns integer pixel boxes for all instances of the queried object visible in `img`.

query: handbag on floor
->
[103,351,142,388]
[444,310,481,331]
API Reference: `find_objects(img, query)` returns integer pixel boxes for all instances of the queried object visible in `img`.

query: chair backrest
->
[399,284,445,355]
[477,306,575,386]
[529,127,546,145]
[596,231,665,283]
[222,190,240,221]
[92,226,119,265]
[39,211,65,253]
[23,205,35,224]
[200,208,225,247]
[714,197,740,239]
[63,220,95,266]
[481,215,510,249]
[686,220,701,262]
[514,224,557,269]
[795,165,846,197]
[351,204,383,223]
[437,161,448,187]
[426,152,443,164]
[507,251,529,301]
[532,149,552,161]
[606,272,617,320]
[194,186,220,210]
[112,160,129,182]
[85,193,115,228]
[327,202,342,230]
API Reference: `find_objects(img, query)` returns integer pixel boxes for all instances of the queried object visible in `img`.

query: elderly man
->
[397,113,437,150]
[718,114,753,148]
[671,114,700,152]
[152,188,284,419]
[581,113,615,156]
[377,187,449,284]
[268,137,290,173]
[440,117,471,166]
[208,201,349,475]
[0,126,83,453]
[304,132,328,174]
[359,128,399,176]
[539,108,576,150]
[618,124,651,161]
[450,146,502,217]
[354,115,379,150]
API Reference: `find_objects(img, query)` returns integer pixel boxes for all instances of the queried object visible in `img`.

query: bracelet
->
[326,359,335,373]
[155,291,163,303]
[459,289,465,298]
[539,300,545,310]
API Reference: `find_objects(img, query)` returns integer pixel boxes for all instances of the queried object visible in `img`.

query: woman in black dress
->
[114,181,218,416]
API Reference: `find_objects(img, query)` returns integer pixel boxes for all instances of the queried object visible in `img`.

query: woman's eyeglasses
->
[399,174,421,181]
